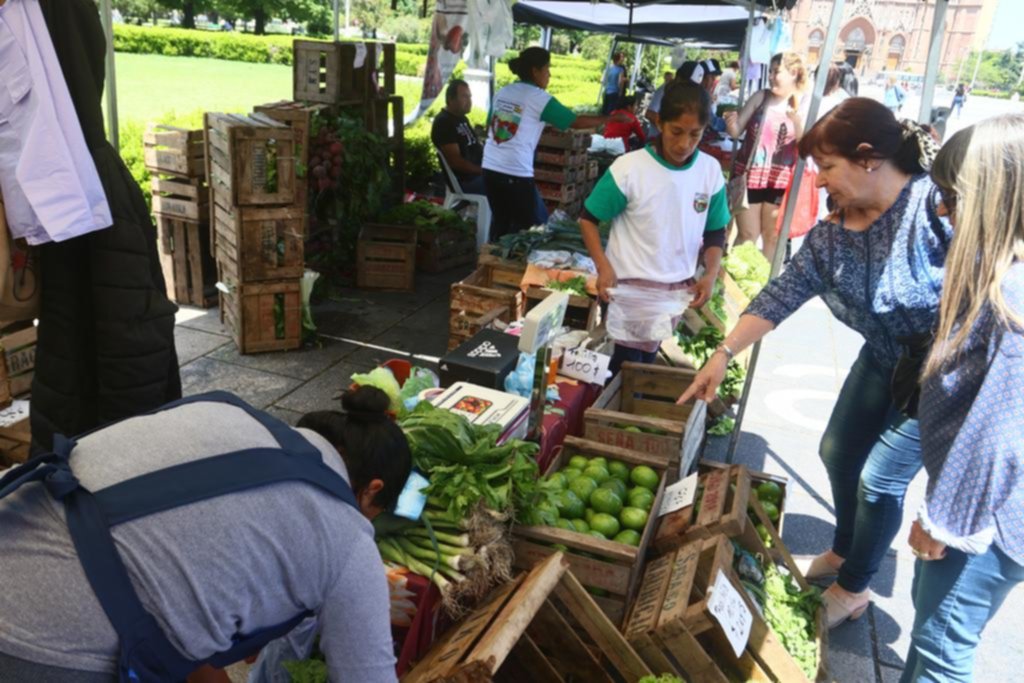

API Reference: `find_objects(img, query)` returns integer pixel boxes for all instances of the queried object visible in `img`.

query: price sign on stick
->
[560,347,611,384]
[708,568,753,658]
[658,472,698,517]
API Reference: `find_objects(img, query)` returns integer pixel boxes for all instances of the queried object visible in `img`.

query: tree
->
[579,33,612,62]
[352,0,392,37]
[157,0,213,28]
[513,24,540,50]
[212,0,326,34]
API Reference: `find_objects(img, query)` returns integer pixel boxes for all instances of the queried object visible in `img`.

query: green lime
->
[588,457,608,470]
[562,467,583,483]
[584,508,596,524]
[620,506,649,531]
[590,488,624,516]
[613,529,642,546]
[761,501,780,523]
[623,425,643,433]
[546,472,567,490]
[583,465,611,484]
[570,518,590,533]
[556,490,586,520]
[536,500,559,524]
[588,529,608,541]
[600,477,628,501]
[586,586,609,597]
[590,512,621,538]
[570,476,599,503]
[568,455,590,471]
[756,481,783,505]
[552,543,569,552]
[608,460,630,481]
[628,488,656,511]
[630,465,660,491]
[755,523,772,546]
[556,518,575,531]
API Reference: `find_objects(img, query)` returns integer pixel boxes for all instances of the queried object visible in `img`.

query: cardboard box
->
[439,329,522,390]
[430,382,530,439]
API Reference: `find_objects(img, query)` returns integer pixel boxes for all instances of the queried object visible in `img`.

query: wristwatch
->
[715,343,736,362]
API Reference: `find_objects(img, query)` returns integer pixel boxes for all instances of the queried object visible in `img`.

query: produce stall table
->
[538,378,603,473]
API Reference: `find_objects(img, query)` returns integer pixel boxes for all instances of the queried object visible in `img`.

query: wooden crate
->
[1,324,36,398]
[293,40,396,105]
[477,244,527,272]
[417,228,476,274]
[204,113,297,207]
[252,100,331,235]
[653,464,752,555]
[150,177,209,223]
[535,148,587,167]
[143,124,205,178]
[538,127,593,151]
[0,400,30,467]
[156,217,217,308]
[587,159,599,180]
[219,275,302,354]
[536,181,577,204]
[356,224,417,291]
[447,306,509,351]
[584,362,707,475]
[525,286,598,332]
[449,264,525,349]
[213,195,305,283]
[512,436,668,627]
[701,460,789,535]
[533,164,585,185]
[402,552,652,683]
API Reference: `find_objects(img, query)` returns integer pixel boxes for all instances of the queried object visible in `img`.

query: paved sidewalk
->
[704,297,1024,682]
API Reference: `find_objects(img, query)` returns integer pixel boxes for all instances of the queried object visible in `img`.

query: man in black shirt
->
[431,79,485,195]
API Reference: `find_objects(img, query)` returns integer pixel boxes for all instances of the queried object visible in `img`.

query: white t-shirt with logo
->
[482,81,577,178]
[584,146,730,283]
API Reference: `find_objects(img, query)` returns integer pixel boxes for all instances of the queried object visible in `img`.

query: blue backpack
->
[0,391,359,682]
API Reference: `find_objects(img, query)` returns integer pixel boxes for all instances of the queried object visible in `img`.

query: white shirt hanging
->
[0,0,112,245]
[465,0,513,69]
[748,18,773,64]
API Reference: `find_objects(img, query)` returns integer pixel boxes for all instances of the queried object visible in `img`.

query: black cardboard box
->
[439,328,522,390]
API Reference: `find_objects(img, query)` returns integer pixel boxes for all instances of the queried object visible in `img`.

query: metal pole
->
[333,0,340,40]
[954,49,967,86]
[919,0,950,125]
[969,47,983,90]
[540,27,552,50]
[728,0,757,167]
[598,37,619,107]
[345,0,351,32]
[726,0,848,463]
[630,42,644,91]
[100,0,119,150]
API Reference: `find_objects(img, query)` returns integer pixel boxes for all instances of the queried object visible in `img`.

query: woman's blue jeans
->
[820,345,923,593]
[900,545,1024,682]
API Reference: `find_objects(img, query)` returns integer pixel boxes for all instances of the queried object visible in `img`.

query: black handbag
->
[891,331,934,419]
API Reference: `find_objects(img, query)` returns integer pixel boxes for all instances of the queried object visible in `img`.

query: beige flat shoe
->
[822,584,871,629]
[793,552,843,582]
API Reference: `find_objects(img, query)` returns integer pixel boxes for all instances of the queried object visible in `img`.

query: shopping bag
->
[0,194,39,323]
[776,164,819,239]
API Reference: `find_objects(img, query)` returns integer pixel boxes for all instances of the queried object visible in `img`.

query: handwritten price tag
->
[707,569,753,658]
[560,347,611,385]
[658,472,698,517]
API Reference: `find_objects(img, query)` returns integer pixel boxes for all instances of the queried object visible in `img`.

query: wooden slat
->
[654,619,730,683]
[526,600,612,683]
[512,539,632,596]
[500,634,564,683]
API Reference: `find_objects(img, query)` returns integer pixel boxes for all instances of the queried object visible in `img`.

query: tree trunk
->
[254,7,266,35]
[182,1,195,29]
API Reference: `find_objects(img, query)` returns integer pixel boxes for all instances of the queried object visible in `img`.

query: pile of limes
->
[747,480,783,546]
[541,453,661,546]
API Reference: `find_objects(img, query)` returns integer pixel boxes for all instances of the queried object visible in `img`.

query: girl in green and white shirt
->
[580,82,731,376]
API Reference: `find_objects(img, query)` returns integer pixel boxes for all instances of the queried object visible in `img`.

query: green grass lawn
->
[108,52,424,129]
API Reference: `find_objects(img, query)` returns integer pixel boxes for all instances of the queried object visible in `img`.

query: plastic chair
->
[437,149,492,250]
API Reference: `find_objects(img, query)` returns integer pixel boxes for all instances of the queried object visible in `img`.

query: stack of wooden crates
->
[145,125,217,308]
[204,112,304,354]
[534,127,599,218]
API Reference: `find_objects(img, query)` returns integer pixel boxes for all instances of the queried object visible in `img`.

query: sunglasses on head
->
[931,185,957,214]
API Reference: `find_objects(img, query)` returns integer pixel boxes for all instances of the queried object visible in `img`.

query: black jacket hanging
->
[31,0,181,451]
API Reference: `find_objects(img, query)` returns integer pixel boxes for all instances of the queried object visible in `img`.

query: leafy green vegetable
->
[380,200,474,235]
[708,416,736,436]
[723,242,771,299]
[719,361,747,401]
[350,367,403,415]
[494,214,609,261]
[677,325,725,368]
[545,275,589,297]
[638,675,685,683]
[283,658,328,683]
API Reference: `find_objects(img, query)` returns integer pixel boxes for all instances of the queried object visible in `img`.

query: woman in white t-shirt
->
[579,83,732,377]
[482,47,621,239]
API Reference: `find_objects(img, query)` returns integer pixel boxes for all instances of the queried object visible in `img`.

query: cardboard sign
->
[658,472,698,518]
[394,470,431,521]
[518,291,568,354]
[707,568,753,658]
[560,347,611,385]
[0,400,29,429]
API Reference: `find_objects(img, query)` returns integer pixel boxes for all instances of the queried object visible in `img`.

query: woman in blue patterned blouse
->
[679,98,949,627]
[901,116,1024,682]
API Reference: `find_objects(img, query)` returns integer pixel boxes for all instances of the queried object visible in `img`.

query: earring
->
[866,166,875,173]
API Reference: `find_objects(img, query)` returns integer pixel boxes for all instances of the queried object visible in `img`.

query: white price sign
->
[560,347,611,385]
[658,472,698,517]
[707,569,753,658]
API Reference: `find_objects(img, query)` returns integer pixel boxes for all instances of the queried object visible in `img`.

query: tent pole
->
[333,0,340,40]
[630,42,643,91]
[598,37,619,108]
[100,0,119,151]
[725,0,849,464]
[969,47,983,90]
[919,0,950,124]
[541,27,552,50]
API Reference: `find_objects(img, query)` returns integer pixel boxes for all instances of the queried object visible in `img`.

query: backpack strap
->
[33,392,359,682]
